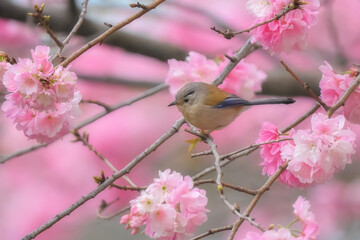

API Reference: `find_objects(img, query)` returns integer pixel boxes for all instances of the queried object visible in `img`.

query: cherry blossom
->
[319,61,360,124]
[1,46,81,143]
[165,51,266,99]
[257,113,356,187]
[286,113,356,184]
[120,169,209,240]
[247,0,320,54]
[243,196,318,240]
[257,122,308,188]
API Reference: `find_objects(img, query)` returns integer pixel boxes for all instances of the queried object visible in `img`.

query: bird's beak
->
[168,100,177,107]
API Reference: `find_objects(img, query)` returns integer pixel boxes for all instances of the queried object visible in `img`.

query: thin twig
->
[110,184,145,191]
[220,194,265,232]
[72,129,118,172]
[280,103,320,133]
[327,74,360,117]
[281,60,329,111]
[194,179,257,196]
[213,38,259,86]
[227,161,289,240]
[71,129,137,187]
[205,136,223,192]
[29,4,63,48]
[233,0,298,35]
[96,198,120,218]
[192,147,256,181]
[97,204,131,220]
[190,149,213,158]
[54,0,90,60]
[191,225,234,240]
[81,99,112,112]
[211,0,301,39]
[221,138,293,160]
[60,0,167,67]
[203,137,265,232]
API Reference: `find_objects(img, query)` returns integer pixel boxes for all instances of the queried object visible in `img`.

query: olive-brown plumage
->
[168,82,295,131]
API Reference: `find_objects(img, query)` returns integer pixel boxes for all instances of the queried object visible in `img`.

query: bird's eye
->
[184,99,189,103]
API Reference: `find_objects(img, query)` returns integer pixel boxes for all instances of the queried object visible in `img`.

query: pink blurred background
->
[1,0,360,239]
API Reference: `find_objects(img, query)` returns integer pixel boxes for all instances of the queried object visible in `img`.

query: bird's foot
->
[185,137,202,154]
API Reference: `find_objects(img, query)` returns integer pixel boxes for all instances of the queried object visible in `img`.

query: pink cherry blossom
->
[293,196,319,240]
[146,204,178,239]
[218,57,266,99]
[1,45,81,143]
[293,196,316,224]
[319,61,353,106]
[244,227,294,240]
[165,51,266,99]
[121,169,208,239]
[257,113,356,187]
[319,61,360,125]
[244,196,318,240]
[287,113,356,184]
[256,122,307,188]
[248,0,320,54]
[165,51,219,96]
[246,0,273,18]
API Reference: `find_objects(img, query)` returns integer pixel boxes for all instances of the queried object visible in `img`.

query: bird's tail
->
[246,98,295,106]
[213,97,295,108]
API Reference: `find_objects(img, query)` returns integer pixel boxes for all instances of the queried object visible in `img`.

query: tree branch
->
[213,38,260,86]
[0,0,187,62]
[21,117,185,240]
[0,83,168,164]
[60,0,168,67]
[227,161,289,240]
[54,0,90,59]
[327,74,360,117]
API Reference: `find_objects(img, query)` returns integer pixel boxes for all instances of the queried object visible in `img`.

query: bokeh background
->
[1,0,360,239]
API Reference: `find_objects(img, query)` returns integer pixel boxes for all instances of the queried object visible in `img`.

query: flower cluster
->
[257,113,356,187]
[1,46,81,143]
[244,196,319,240]
[246,0,320,54]
[165,51,266,99]
[319,61,360,124]
[256,122,306,188]
[120,169,209,240]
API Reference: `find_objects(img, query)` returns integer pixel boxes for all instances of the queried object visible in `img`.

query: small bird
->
[168,82,295,132]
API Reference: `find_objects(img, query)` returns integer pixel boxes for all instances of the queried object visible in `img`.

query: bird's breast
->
[180,105,243,131]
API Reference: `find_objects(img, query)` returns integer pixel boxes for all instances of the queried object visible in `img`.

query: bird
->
[168,82,295,132]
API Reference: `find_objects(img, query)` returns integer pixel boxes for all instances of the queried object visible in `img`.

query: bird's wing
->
[212,96,251,108]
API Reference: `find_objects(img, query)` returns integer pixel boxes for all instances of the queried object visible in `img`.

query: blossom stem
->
[281,60,329,111]
[234,1,297,35]
[211,0,301,39]
[191,225,234,240]
[285,218,299,229]
[53,0,90,60]
[327,74,360,117]
[194,179,257,196]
